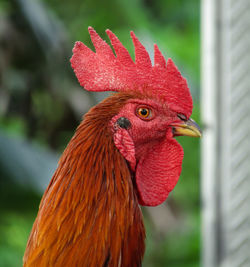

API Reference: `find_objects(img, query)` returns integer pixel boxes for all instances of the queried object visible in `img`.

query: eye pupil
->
[136,107,152,120]
[140,108,148,116]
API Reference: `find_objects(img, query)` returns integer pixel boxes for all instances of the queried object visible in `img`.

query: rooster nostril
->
[116,117,131,129]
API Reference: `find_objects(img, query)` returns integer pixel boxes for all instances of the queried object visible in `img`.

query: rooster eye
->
[177,114,187,121]
[136,107,152,120]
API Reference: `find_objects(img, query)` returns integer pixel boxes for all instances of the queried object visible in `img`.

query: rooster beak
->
[171,118,202,137]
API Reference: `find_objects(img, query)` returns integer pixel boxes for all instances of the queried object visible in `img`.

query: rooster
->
[23,27,201,267]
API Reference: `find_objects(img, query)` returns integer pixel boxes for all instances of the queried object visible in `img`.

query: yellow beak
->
[171,118,202,138]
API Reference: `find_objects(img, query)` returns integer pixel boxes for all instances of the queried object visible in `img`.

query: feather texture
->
[23,93,145,267]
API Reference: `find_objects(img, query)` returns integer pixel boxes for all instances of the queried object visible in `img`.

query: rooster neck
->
[24,94,146,267]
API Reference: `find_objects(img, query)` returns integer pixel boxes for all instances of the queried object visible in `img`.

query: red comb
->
[71,27,193,117]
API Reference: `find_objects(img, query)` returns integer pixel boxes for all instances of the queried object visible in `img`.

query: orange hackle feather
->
[23,93,145,266]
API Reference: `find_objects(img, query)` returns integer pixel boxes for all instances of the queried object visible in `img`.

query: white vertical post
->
[201,0,250,266]
[201,0,220,266]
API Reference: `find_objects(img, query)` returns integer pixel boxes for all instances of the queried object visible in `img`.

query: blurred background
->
[0,0,201,266]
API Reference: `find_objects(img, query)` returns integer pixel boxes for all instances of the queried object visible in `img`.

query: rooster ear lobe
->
[113,128,136,171]
[135,132,184,206]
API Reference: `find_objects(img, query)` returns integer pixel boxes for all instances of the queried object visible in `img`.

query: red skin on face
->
[111,98,184,206]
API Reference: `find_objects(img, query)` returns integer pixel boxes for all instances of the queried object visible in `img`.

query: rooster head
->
[71,27,201,206]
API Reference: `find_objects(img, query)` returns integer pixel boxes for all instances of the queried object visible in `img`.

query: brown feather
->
[23,93,145,267]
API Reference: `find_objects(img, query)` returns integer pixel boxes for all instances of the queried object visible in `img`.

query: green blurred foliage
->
[0,0,200,266]
[0,179,41,267]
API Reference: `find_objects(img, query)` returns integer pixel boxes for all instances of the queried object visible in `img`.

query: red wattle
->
[135,133,184,206]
